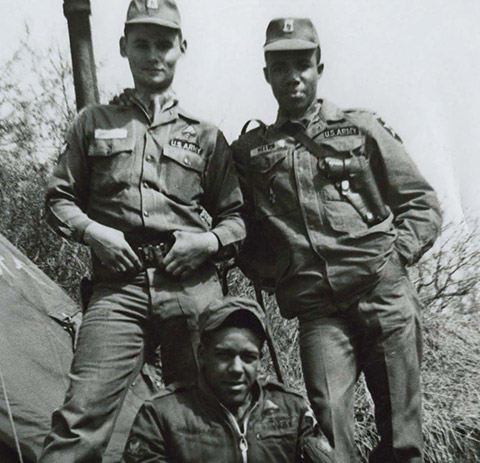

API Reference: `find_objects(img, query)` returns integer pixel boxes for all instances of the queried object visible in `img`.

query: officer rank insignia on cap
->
[283,19,294,32]
[147,0,159,9]
[169,138,202,154]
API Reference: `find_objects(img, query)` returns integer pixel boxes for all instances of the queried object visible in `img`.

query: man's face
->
[199,327,262,409]
[120,23,186,92]
[264,49,323,117]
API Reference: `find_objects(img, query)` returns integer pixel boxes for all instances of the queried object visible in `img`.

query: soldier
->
[122,296,334,463]
[231,18,442,463]
[39,1,245,462]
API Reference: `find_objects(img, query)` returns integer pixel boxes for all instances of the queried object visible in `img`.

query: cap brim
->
[201,307,267,335]
[263,39,317,52]
[125,17,180,29]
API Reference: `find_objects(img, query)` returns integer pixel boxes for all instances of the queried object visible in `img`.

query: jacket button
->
[143,211,149,217]
[184,157,190,166]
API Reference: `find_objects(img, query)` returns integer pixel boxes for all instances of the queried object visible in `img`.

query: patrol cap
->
[125,0,181,30]
[199,297,267,340]
[264,18,319,52]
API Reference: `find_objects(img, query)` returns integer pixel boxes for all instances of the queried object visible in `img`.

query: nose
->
[286,68,301,85]
[228,356,244,374]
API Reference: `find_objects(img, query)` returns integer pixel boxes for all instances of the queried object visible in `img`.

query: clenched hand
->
[164,231,219,278]
[84,222,142,273]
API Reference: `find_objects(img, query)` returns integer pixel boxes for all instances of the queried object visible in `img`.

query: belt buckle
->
[137,242,168,269]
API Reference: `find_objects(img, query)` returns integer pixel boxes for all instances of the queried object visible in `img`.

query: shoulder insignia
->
[124,435,149,462]
[377,117,403,143]
[263,380,304,398]
[152,381,193,400]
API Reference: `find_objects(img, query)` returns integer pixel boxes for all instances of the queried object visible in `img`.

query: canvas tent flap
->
[0,233,152,462]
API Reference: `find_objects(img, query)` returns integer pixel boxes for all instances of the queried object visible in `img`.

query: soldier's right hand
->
[83,222,142,273]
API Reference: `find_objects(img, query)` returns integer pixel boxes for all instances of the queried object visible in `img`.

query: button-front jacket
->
[46,97,245,251]
[232,100,442,317]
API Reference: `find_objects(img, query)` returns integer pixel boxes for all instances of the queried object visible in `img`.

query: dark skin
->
[264,48,324,119]
[198,327,263,420]
[85,24,219,278]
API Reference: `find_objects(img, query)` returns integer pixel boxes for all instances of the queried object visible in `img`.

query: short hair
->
[200,310,266,349]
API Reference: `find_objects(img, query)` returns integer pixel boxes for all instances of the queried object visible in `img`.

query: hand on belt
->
[135,240,173,270]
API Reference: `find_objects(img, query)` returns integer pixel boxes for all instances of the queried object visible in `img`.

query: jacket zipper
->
[221,402,258,463]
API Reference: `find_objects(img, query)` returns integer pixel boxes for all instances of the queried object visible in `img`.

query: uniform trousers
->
[38,264,222,463]
[296,251,423,463]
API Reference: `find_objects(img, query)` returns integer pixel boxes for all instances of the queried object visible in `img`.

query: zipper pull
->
[239,435,248,463]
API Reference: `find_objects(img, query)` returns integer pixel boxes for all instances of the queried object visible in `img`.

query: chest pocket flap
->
[249,148,288,173]
[163,145,205,173]
[88,137,135,157]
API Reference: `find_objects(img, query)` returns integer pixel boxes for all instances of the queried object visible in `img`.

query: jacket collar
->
[274,98,346,130]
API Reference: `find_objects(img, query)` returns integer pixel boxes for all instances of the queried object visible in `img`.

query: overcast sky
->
[1,0,479,225]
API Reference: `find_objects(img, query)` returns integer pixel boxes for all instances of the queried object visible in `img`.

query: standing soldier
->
[232,18,442,463]
[40,1,245,462]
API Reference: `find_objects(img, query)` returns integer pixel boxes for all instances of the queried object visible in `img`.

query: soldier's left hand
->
[164,231,219,278]
[109,87,135,106]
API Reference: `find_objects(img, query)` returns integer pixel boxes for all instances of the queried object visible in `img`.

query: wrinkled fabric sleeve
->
[122,401,168,463]
[45,109,94,243]
[296,404,334,463]
[202,130,246,258]
[365,117,442,265]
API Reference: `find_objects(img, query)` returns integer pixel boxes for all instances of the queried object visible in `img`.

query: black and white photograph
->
[0,1,479,462]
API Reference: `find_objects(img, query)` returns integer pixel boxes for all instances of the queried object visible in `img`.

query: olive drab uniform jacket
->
[123,380,334,463]
[46,96,245,259]
[231,100,442,318]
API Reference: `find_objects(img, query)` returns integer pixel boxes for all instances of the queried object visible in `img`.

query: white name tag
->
[94,128,128,140]
[250,140,287,157]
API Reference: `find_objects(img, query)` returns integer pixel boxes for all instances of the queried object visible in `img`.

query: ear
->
[263,66,270,85]
[120,36,127,58]
[317,63,324,80]
[180,38,188,55]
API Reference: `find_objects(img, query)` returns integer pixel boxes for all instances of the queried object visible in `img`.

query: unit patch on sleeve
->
[322,126,359,139]
[377,117,403,143]
[169,139,202,155]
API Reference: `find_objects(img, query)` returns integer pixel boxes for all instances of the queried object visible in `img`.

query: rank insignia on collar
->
[283,19,294,32]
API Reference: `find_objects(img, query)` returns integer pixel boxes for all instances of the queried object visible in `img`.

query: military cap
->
[198,297,267,339]
[264,18,320,51]
[125,0,181,30]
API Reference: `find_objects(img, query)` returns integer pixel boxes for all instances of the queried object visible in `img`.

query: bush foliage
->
[1,39,479,462]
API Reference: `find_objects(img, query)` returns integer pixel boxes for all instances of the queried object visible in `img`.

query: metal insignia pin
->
[147,0,159,9]
[283,19,294,33]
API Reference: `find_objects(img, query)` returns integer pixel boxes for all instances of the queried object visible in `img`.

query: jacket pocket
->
[87,137,135,192]
[323,199,369,235]
[160,145,205,203]
[249,148,298,219]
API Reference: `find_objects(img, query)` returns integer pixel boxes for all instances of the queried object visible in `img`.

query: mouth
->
[223,381,246,391]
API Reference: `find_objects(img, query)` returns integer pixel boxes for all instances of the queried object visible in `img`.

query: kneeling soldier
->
[123,296,333,463]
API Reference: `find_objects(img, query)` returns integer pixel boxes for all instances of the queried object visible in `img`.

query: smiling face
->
[120,23,186,94]
[199,326,262,410]
[264,48,323,118]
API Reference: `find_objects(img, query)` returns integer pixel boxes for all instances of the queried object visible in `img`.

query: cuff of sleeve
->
[46,208,94,244]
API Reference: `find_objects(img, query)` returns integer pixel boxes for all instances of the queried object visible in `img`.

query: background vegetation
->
[1,38,479,462]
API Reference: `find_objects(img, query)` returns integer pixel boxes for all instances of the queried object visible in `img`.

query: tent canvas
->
[0,233,151,462]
